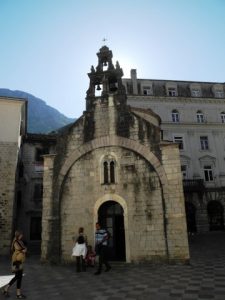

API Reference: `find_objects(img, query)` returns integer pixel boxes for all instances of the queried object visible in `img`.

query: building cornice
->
[127,95,225,105]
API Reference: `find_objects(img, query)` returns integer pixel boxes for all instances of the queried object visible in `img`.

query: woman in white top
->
[72,227,87,272]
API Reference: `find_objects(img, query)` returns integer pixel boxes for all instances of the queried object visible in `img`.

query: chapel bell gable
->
[86,45,126,111]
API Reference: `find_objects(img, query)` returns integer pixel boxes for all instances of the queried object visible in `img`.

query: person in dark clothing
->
[2,230,27,299]
[94,222,111,275]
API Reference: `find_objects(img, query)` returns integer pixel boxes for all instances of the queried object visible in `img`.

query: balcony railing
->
[183,179,205,193]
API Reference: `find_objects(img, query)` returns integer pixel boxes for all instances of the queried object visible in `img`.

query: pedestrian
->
[94,222,111,275]
[85,245,96,267]
[2,230,27,299]
[72,227,87,272]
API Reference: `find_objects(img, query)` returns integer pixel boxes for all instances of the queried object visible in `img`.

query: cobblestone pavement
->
[1,232,225,299]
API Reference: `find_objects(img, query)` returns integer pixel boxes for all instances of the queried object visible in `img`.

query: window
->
[30,217,42,240]
[168,88,177,96]
[215,90,224,98]
[142,86,152,95]
[191,89,201,97]
[213,85,224,98]
[35,147,49,162]
[200,136,209,150]
[171,110,180,123]
[196,110,204,123]
[181,165,188,179]
[103,161,109,184]
[173,136,184,150]
[221,112,225,123]
[103,160,116,184]
[110,161,115,183]
[204,165,213,182]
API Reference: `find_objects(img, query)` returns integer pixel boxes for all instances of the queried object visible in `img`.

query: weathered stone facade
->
[15,134,56,253]
[0,97,26,255]
[41,47,189,263]
[0,142,19,253]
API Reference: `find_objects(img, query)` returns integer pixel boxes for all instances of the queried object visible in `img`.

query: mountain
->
[0,89,75,133]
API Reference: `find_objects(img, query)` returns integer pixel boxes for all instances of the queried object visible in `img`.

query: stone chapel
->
[41,46,189,263]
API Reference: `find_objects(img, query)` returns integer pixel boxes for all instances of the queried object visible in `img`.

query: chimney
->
[131,69,138,95]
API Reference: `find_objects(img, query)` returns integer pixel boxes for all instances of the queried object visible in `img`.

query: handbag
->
[12,260,23,273]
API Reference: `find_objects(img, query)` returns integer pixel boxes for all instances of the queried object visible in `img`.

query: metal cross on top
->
[102,38,107,45]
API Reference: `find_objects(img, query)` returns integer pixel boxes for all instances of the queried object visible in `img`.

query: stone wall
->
[0,142,18,255]
[41,93,189,263]
[42,135,189,263]
[161,143,189,261]
[60,147,166,262]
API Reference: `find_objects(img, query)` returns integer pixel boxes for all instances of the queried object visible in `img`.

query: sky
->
[0,0,225,118]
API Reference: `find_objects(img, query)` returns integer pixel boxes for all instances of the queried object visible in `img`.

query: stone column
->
[41,154,56,261]
[160,143,190,263]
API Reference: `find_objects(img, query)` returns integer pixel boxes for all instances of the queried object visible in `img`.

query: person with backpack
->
[94,222,111,275]
[72,227,87,272]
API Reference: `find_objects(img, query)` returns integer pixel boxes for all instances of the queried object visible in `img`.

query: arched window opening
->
[110,161,115,183]
[103,62,108,71]
[95,84,103,97]
[104,161,109,184]
[102,157,117,185]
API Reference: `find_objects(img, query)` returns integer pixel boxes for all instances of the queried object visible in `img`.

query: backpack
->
[77,235,85,244]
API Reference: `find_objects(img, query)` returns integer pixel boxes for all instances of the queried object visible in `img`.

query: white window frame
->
[171,110,180,123]
[200,136,209,150]
[192,89,201,97]
[173,135,184,150]
[196,111,204,123]
[142,86,152,96]
[204,165,214,182]
[168,87,177,97]
[215,90,224,98]
[221,112,225,123]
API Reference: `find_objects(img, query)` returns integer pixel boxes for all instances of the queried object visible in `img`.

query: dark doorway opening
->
[185,201,197,234]
[207,200,224,231]
[98,201,125,261]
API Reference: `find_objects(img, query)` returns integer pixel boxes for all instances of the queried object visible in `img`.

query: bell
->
[97,85,101,91]
[103,61,107,67]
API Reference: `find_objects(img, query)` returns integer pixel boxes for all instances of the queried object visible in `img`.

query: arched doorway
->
[98,201,125,261]
[207,201,224,231]
[185,201,197,234]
